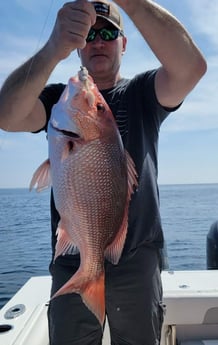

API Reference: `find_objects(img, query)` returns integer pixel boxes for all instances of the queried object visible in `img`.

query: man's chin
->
[89,61,110,75]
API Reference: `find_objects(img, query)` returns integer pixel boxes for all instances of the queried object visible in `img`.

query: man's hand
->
[48,0,96,61]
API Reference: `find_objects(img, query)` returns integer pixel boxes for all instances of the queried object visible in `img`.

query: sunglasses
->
[86,27,123,43]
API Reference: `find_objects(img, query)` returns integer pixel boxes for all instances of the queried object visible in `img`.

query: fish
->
[30,67,137,326]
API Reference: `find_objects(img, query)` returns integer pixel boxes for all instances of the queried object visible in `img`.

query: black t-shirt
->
[39,69,174,256]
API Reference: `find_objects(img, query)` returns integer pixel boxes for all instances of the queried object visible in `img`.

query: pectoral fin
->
[29,159,51,192]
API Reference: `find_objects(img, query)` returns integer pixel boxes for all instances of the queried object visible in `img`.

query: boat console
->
[161,270,218,345]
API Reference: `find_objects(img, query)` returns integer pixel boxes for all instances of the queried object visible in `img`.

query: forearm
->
[114,0,206,80]
[0,0,96,132]
[0,43,58,132]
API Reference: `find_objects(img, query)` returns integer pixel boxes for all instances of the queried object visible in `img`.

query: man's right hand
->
[48,0,96,61]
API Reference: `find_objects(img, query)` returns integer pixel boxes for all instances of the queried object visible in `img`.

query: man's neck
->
[92,73,122,91]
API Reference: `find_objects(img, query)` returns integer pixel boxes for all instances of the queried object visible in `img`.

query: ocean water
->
[160,183,218,270]
[0,188,51,309]
[0,184,218,309]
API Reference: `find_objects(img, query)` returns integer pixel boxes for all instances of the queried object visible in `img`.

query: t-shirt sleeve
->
[128,70,182,132]
[38,83,66,132]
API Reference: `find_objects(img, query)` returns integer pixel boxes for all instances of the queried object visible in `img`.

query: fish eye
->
[97,103,105,112]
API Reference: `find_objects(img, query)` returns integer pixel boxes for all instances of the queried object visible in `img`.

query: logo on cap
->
[91,1,123,31]
[93,2,110,17]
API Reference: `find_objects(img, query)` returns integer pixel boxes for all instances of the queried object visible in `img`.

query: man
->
[0,0,206,344]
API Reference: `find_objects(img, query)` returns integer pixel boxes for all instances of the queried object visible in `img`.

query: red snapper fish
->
[30,67,137,325]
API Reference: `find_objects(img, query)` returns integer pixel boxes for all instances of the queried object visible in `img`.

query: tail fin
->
[52,271,105,326]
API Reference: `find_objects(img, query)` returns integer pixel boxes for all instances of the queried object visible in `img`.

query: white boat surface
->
[1,270,218,345]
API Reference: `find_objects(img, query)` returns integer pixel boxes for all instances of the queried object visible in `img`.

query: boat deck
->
[1,270,218,345]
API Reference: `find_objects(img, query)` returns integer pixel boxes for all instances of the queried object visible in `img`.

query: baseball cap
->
[91,0,124,32]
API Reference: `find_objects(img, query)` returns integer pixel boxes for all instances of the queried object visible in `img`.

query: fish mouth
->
[51,123,80,139]
[59,129,80,139]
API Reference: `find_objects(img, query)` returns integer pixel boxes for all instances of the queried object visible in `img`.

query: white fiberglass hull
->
[1,271,218,345]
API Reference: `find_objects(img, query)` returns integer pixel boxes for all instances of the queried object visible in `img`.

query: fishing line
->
[1,0,55,138]
[21,0,55,92]
[0,0,55,193]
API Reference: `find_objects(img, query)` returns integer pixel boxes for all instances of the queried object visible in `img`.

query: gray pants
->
[48,246,163,345]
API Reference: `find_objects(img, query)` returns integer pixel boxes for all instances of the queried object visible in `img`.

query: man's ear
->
[122,36,127,55]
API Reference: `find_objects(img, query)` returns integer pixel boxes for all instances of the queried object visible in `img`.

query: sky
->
[0,0,217,188]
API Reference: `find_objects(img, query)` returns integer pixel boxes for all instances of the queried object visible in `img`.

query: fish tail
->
[52,271,105,326]
[82,272,105,326]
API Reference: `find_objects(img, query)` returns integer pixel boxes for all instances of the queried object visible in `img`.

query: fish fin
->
[81,272,105,326]
[29,159,51,192]
[105,151,138,264]
[52,271,105,326]
[125,150,138,197]
[54,222,79,260]
[104,207,128,264]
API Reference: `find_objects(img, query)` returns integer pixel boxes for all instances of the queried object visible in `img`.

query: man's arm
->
[0,0,96,133]
[114,0,207,108]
